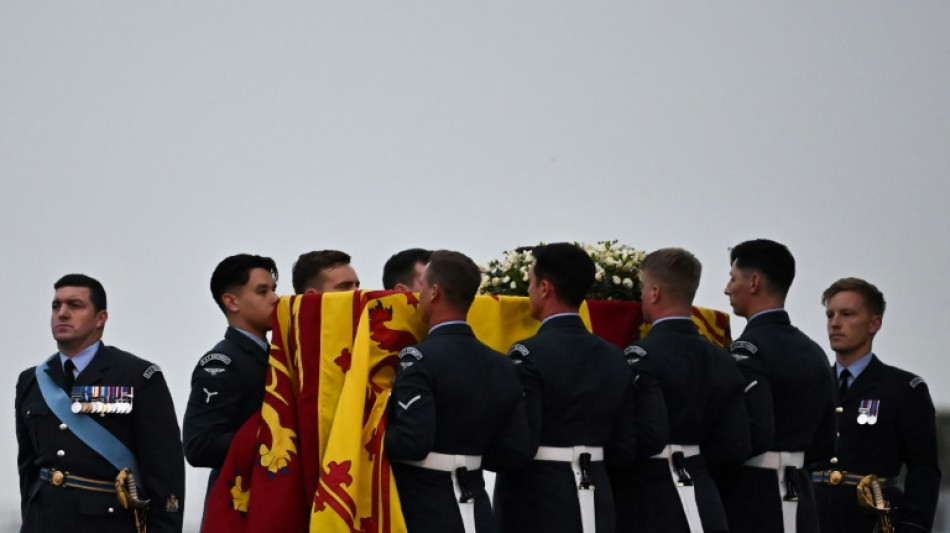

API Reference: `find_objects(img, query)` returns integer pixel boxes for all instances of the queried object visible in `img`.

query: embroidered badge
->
[624,346,647,357]
[508,343,530,364]
[732,353,750,362]
[203,367,227,376]
[398,394,422,411]
[910,377,925,388]
[730,340,758,354]
[165,494,180,513]
[199,353,232,366]
[143,365,161,380]
[203,388,218,404]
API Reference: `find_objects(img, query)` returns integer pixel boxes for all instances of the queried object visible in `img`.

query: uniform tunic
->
[715,310,835,533]
[183,327,269,497]
[385,322,532,533]
[15,343,185,533]
[813,355,940,533]
[493,314,644,533]
[612,318,750,533]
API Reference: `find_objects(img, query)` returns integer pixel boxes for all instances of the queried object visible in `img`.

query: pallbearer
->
[716,239,834,533]
[612,248,750,533]
[385,250,532,533]
[813,278,939,533]
[494,243,644,533]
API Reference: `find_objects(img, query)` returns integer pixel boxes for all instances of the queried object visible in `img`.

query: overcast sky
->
[2,2,948,531]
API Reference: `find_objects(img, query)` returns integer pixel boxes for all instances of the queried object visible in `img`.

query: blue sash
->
[35,354,141,482]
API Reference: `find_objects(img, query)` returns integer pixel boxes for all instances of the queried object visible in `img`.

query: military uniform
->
[15,342,185,533]
[812,355,940,533]
[612,318,750,533]
[385,322,532,533]
[183,327,270,497]
[493,314,644,533]
[714,310,835,533]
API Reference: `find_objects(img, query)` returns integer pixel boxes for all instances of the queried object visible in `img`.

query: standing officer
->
[382,248,432,291]
[16,274,185,532]
[385,250,532,533]
[716,239,835,533]
[613,248,750,533]
[292,249,360,294]
[812,278,939,532]
[183,254,279,508]
[493,243,643,533]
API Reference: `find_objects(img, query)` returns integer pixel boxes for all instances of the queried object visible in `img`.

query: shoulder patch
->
[624,345,647,357]
[730,340,758,354]
[398,347,423,370]
[203,367,227,376]
[910,376,925,388]
[732,353,750,362]
[508,343,530,364]
[143,364,161,380]
[199,353,232,367]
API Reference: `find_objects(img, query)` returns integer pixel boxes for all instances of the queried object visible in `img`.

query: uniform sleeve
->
[384,349,436,462]
[604,370,638,468]
[733,347,775,456]
[702,359,751,465]
[896,379,941,531]
[15,370,37,519]
[183,358,245,468]
[482,368,532,472]
[134,365,185,533]
[629,352,668,460]
[508,343,541,454]
[804,370,836,468]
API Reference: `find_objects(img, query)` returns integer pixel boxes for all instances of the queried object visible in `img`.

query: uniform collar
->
[225,327,270,358]
[538,313,585,332]
[649,317,699,334]
[58,341,101,377]
[426,321,473,337]
[234,327,269,352]
[651,316,691,326]
[746,308,791,326]
[836,351,874,380]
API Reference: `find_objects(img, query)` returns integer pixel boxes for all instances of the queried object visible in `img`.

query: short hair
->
[424,250,481,312]
[382,248,432,289]
[210,254,279,313]
[822,277,886,317]
[292,250,351,294]
[54,274,107,312]
[531,243,595,308]
[729,239,795,296]
[641,248,702,303]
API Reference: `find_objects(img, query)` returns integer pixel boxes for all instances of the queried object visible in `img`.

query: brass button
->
[56,450,65,457]
[51,470,65,486]
[830,457,838,464]
[829,471,843,485]
[836,407,844,413]
[59,423,68,431]
[108,507,114,514]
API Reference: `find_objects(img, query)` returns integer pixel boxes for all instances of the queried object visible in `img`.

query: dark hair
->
[383,248,432,289]
[532,243,595,308]
[292,250,351,294]
[54,274,107,312]
[210,254,279,313]
[425,250,482,312]
[822,277,886,316]
[641,248,702,302]
[729,239,795,296]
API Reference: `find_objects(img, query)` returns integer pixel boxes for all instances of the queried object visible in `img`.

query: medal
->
[867,399,880,425]
[857,400,871,425]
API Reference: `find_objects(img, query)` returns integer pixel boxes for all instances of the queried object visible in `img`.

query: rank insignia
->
[70,386,134,415]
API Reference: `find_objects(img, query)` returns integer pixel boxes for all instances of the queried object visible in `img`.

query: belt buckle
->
[50,469,65,487]
[829,470,844,485]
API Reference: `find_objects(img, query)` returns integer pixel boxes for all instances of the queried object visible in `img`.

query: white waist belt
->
[534,445,603,533]
[534,445,604,462]
[652,444,703,532]
[744,451,805,533]
[650,444,701,460]
[404,452,482,472]
[401,452,481,533]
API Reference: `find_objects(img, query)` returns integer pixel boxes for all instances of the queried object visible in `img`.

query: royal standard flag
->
[202,292,731,533]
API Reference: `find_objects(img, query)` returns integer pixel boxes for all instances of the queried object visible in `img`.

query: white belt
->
[402,453,481,533]
[651,444,703,532]
[744,451,805,533]
[534,446,602,533]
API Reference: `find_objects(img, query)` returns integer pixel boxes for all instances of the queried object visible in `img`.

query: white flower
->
[522,272,529,282]
[612,275,621,285]
[622,278,634,288]
[492,278,501,287]
[502,276,510,283]
[502,261,512,271]
[595,271,604,282]
[510,281,517,289]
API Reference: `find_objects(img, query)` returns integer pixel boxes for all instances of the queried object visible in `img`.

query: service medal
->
[857,400,871,425]
[867,399,880,425]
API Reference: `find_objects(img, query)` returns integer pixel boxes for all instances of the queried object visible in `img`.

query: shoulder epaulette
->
[143,364,161,380]
[910,376,925,388]
[199,353,232,367]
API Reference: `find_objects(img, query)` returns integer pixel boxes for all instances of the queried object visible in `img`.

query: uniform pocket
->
[78,489,123,516]
[21,400,52,452]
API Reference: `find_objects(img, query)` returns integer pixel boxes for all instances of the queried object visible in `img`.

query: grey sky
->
[3,2,948,531]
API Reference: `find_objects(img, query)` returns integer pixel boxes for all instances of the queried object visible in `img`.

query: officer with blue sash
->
[15,274,184,533]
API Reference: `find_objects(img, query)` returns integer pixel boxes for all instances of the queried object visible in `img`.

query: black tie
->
[838,368,851,397]
[63,359,76,393]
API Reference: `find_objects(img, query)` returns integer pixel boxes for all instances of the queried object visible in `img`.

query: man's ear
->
[394,283,411,292]
[95,310,108,329]
[222,293,239,313]
[748,272,762,295]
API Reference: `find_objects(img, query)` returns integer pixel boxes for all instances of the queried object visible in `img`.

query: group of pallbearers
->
[386,240,940,533]
[13,239,941,533]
